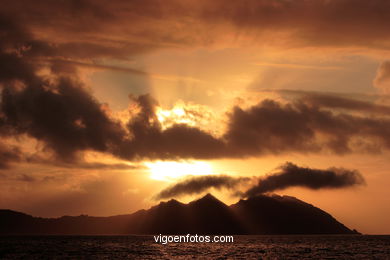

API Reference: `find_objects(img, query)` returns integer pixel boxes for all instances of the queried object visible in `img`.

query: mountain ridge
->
[0,194,360,235]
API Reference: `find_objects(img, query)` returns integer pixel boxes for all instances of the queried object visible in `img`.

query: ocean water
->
[0,235,389,259]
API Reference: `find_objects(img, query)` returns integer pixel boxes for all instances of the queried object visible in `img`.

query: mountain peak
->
[167,198,180,204]
[157,198,182,208]
[195,193,223,203]
[201,193,218,200]
[189,193,227,208]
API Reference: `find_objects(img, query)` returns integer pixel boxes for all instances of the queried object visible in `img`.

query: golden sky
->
[1,0,390,234]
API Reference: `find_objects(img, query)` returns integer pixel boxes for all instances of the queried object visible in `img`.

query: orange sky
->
[1,0,390,234]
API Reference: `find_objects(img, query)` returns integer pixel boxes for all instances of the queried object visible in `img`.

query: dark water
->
[0,235,389,259]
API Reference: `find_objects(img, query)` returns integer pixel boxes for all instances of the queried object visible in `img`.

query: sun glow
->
[156,105,195,128]
[146,161,214,181]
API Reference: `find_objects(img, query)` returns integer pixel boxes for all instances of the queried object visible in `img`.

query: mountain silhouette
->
[231,195,355,234]
[0,194,359,235]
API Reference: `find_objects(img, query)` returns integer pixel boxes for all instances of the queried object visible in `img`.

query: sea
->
[0,235,389,259]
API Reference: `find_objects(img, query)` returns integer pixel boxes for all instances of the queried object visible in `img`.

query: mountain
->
[0,194,359,235]
[129,194,243,234]
[231,195,355,234]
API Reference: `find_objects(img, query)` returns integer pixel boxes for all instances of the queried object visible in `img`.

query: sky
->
[1,0,390,234]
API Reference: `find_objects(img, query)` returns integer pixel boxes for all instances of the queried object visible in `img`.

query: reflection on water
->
[0,235,389,259]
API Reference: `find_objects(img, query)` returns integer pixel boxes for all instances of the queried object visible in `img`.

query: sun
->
[145,161,214,181]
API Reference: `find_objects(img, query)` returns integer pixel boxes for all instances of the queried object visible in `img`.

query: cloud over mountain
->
[155,175,250,200]
[243,162,365,198]
[155,162,365,199]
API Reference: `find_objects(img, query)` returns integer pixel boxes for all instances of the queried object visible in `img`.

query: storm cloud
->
[243,162,365,198]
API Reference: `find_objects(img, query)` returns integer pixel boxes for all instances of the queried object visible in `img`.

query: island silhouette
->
[0,194,359,235]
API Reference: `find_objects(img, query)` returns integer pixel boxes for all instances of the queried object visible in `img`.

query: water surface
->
[0,235,389,259]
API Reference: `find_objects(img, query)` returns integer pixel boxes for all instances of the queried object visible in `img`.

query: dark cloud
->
[223,100,319,155]
[0,14,127,162]
[113,93,390,161]
[0,0,182,61]
[10,86,387,163]
[2,0,390,54]
[154,162,365,200]
[3,7,390,165]
[0,13,211,165]
[25,155,143,170]
[155,175,250,200]
[4,41,390,164]
[55,162,143,171]
[1,78,126,161]
[298,92,390,115]
[199,0,390,49]
[243,162,365,198]
[223,98,390,155]
[112,94,227,161]
[45,59,151,76]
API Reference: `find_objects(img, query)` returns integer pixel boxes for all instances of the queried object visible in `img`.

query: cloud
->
[0,0,184,61]
[112,94,227,161]
[0,15,126,161]
[374,61,390,93]
[44,59,151,76]
[111,93,390,161]
[3,10,390,165]
[243,162,365,198]
[0,77,126,161]
[4,42,390,164]
[25,155,144,170]
[253,62,343,71]
[199,0,390,49]
[155,175,250,200]
[1,0,390,54]
[223,98,390,155]
[0,143,21,169]
[297,91,390,115]
[0,172,36,182]
[154,162,365,200]
[6,85,390,164]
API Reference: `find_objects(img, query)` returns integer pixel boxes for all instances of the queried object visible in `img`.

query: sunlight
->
[155,103,196,129]
[145,161,214,181]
